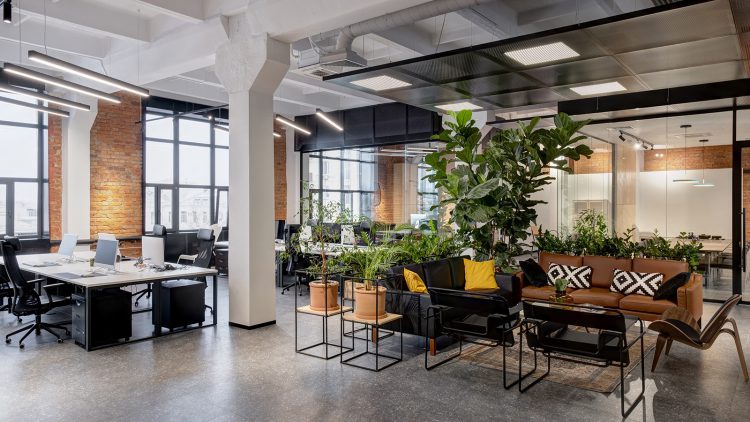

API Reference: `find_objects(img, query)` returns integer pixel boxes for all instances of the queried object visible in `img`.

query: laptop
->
[141,236,165,266]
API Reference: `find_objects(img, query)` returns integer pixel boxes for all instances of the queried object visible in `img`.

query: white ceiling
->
[0,0,663,117]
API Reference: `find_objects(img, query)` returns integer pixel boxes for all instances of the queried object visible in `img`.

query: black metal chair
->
[424,287,522,388]
[178,228,215,314]
[2,237,71,349]
[133,224,167,307]
[519,300,645,418]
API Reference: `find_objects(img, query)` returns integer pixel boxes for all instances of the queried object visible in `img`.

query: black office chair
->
[0,269,12,315]
[281,224,311,295]
[2,237,71,349]
[178,228,215,315]
[133,224,167,307]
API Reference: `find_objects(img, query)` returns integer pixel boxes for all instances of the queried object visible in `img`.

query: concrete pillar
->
[215,30,290,328]
[61,95,97,244]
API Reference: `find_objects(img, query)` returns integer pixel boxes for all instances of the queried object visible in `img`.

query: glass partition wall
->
[301,141,444,228]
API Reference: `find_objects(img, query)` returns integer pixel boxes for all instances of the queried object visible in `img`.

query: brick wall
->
[47,96,288,254]
[572,151,612,174]
[374,156,404,224]
[89,92,143,256]
[274,124,287,220]
[48,114,63,248]
[643,145,732,171]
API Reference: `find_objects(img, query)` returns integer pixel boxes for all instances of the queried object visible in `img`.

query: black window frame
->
[142,106,229,233]
[0,88,50,240]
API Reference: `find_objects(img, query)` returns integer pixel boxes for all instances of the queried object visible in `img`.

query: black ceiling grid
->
[325,0,747,114]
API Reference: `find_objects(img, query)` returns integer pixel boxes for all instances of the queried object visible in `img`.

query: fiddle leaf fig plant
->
[424,110,592,270]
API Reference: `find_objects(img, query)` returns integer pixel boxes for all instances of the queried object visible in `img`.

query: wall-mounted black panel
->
[294,102,441,152]
[374,103,407,139]
[407,106,435,134]
[344,107,373,147]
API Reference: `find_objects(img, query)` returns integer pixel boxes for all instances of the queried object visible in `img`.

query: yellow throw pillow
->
[463,259,498,291]
[404,268,428,293]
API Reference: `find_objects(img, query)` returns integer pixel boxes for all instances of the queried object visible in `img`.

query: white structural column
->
[61,95,98,243]
[215,24,290,328]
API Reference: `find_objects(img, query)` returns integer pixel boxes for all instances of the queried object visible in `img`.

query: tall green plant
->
[424,110,592,269]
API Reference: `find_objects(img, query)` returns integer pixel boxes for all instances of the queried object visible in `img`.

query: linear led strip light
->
[2,63,120,103]
[215,124,282,137]
[0,94,69,117]
[28,50,149,98]
[0,82,90,111]
[316,109,343,131]
[275,116,311,135]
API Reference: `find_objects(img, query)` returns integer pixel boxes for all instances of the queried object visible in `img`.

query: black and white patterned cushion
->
[547,263,592,289]
[610,269,663,296]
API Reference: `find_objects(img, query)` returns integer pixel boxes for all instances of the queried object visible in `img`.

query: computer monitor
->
[58,234,78,258]
[141,236,165,266]
[94,239,118,270]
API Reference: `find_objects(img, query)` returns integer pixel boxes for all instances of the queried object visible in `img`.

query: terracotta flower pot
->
[353,286,387,320]
[309,280,340,311]
[343,280,364,301]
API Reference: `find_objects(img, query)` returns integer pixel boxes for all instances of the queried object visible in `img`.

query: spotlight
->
[2,0,11,24]
[619,132,626,142]
[634,142,641,150]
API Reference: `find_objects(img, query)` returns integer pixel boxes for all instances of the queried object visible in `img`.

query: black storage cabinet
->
[72,289,132,348]
[154,280,205,329]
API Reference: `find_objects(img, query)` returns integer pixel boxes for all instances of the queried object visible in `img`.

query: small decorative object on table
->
[554,278,570,297]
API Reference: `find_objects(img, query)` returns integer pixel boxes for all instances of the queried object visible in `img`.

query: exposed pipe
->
[335,0,495,51]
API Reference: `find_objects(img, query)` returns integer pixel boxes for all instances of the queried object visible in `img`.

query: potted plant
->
[338,233,398,319]
[295,188,344,312]
[554,278,570,298]
[424,110,592,272]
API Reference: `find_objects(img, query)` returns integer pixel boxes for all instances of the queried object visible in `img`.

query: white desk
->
[1,253,218,351]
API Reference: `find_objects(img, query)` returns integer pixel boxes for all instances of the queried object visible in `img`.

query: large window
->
[0,90,49,238]
[143,108,228,232]
[302,142,442,226]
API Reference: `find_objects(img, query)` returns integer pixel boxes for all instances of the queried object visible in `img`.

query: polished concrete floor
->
[1,277,749,422]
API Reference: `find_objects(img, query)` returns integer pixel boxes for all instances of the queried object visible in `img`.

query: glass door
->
[735,143,750,302]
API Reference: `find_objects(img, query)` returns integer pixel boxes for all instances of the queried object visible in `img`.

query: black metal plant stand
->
[294,270,352,360]
[340,277,403,372]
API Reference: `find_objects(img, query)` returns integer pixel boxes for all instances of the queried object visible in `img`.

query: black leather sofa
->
[385,256,521,353]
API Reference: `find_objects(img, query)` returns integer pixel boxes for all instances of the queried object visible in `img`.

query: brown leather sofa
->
[519,252,703,323]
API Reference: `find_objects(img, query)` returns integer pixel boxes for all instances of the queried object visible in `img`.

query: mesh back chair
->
[0,266,12,315]
[424,288,522,388]
[133,224,167,307]
[281,224,312,295]
[178,228,215,314]
[2,237,71,349]
[649,294,748,382]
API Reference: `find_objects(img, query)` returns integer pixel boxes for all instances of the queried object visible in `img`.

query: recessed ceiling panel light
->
[504,42,579,66]
[435,101,482,112]
[28,50,149,97]
[570,82,627,96]
[350,75,411,91]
